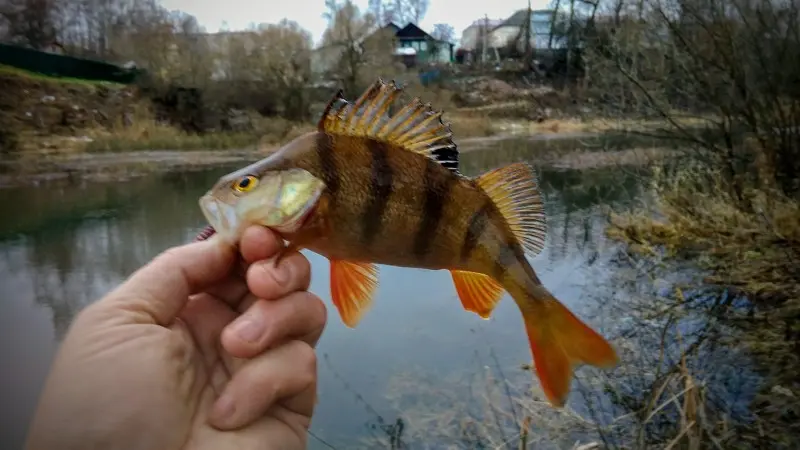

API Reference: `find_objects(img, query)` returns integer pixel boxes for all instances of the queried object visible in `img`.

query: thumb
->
[106,235,237,325]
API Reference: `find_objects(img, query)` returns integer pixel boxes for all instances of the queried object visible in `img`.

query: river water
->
[0,139,666,449]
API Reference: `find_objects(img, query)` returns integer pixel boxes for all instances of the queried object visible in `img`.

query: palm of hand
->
[26,228,326,450]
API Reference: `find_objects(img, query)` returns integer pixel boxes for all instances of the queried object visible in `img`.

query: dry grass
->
[607,164,800,310]
[605,162,800,448]
[362,157,800,450]
[356,303,734,450]
[83,105,314,153]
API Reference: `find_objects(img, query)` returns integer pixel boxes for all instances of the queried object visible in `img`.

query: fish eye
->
[232,175,258,193]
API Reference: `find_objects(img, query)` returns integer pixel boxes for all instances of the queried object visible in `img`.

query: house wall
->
[488,12,566,51]
[490,26,521,49]
[460,25,480,50]
[460,19,503,51]
[431,42,452,63]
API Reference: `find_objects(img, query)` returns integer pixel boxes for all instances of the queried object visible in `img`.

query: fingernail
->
[212,393,235,422]
[232,316,263,343]
[272,259,293,286]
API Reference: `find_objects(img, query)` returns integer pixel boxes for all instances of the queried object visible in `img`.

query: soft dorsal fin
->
[317,79,460,174]
[474,162,547,256]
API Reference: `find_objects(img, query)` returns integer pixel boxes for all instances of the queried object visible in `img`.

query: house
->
[310,22,454,76]
[459,18,504,52]
[393,22,454,65]
[457,9,565,63]
[490,9,565,52]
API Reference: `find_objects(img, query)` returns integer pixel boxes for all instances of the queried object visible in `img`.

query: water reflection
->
[0,148,648,450]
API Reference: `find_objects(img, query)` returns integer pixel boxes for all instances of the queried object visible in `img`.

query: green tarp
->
[0,44,143,84]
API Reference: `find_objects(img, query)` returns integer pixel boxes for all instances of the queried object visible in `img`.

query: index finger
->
[106,236,236,325]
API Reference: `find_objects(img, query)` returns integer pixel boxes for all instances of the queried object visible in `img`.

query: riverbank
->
[604,163,800,447]
[0,130,678,188]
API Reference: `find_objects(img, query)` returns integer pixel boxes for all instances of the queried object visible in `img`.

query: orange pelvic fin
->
[522,288,618,407]
[475,162,547,257]
[450,270,505,319]
[329,259,379,328]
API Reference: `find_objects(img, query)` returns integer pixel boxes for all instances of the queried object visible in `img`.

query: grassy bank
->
[1,63,706,159]
[604,161,800,447]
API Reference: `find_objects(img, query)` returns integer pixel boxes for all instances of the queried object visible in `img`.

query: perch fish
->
[197,80,619,406]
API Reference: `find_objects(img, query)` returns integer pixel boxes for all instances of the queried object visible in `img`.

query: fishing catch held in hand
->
[197,79,618,406]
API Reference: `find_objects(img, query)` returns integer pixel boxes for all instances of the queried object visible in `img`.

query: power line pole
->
[524,0,532,69]
[481,14,488,64]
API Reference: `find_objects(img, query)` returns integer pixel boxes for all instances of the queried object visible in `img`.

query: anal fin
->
[329,260,379,328]
[451,270,505,319]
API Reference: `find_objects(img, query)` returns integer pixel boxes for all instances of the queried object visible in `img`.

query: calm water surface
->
[0,142,648,449]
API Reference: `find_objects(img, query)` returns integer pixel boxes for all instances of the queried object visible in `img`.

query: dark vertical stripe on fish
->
[493,242,520,279]
[461,201,491,263]
[315,133,339,200]
[362,140,394,245]
[413,160,455,259]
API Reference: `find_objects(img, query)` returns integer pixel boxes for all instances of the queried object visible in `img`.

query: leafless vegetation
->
[575,0,800,447]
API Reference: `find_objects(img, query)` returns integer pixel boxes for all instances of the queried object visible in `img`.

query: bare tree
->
[431,23,455,43]
[405,0,428,24]
[248,20,314,120]
[367,0,429,26]
[322,0,393,96]
[0,0,59,50]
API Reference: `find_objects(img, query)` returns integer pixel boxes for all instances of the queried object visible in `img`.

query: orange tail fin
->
[521,287,618,407]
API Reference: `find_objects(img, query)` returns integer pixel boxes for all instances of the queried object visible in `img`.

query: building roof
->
[465,18,504,30]
[495,9,555,29]
[396,23,433,40]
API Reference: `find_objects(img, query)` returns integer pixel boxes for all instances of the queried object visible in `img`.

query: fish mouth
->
[199,195,242,243]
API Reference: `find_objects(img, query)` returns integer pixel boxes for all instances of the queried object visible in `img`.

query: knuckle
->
[292,253,311,276]
[307,294,328,327]
[291,340,317,376]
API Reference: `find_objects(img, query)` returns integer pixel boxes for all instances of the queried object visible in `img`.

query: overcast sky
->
[158,0,553,46]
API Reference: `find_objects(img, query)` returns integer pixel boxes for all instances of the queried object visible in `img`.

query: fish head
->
[199,147,326,244]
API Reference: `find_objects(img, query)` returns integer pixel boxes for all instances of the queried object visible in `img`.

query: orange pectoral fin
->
[330,260,379,328]
[451,270,505,319]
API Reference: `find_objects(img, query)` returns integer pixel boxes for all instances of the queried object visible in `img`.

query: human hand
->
[25,226,327,450]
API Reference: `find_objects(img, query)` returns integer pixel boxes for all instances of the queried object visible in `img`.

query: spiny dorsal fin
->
[317,79,460,174]
[475,162,547,256]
